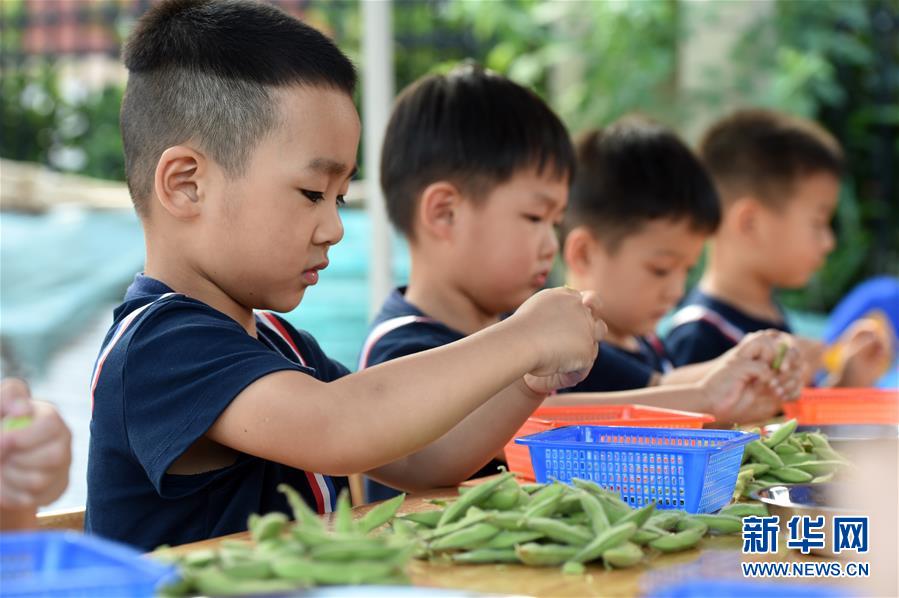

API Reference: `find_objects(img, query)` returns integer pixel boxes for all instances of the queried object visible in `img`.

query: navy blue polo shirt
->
[665,288,791,366]
[358,287,504,502]
[559,335,674,393]
[86,274,349,551]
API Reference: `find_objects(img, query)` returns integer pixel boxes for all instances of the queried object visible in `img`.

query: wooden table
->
[171,484,848,597]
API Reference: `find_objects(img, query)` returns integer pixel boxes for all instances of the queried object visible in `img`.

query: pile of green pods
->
[155,485,411,596]
[397,471,769,574]
[735,418,851,499]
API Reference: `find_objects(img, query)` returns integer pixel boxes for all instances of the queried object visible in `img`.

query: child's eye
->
[523,214,542,223]
[301,190,345,207]
[649,266,670,278]
[300,189,325,203]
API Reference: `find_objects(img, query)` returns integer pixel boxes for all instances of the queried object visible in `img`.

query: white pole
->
[361,0,395,318]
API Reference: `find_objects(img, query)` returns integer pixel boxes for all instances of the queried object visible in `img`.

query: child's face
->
[755,172,839,288]
[453,169,568,315]
[199,86,361,312]
[574,219,707,337]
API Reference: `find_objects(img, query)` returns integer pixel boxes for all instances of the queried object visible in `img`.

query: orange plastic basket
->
[504,404,714,481]
[783,388,899,425]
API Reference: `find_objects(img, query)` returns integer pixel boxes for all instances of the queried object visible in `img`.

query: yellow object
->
[1,415,32,431]
[822,310,895,376]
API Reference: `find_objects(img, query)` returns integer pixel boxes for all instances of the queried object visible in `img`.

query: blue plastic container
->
[0,531,176,597]
[648,579,848,597]
[515,425,758,513]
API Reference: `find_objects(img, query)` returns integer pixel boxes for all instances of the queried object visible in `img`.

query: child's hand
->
[835,320,891,387]
[511,287,606,395]
[792,336,827,386]
[698,352,783,424]
[0,379,71,512]
[734,330,803,401]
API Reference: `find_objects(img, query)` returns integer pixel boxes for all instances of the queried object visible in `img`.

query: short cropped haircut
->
[699,108,844,209]
[120,0,356,215]
[564,116,721,251]
[380,64,575,240]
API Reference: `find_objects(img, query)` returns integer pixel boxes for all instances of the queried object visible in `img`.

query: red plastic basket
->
[783,388,899,425]
[504,404,714,480]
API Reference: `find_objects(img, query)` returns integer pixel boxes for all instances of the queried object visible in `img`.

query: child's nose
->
[315,204,344,246]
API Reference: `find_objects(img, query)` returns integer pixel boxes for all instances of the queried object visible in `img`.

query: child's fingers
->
[0,378,33,419]
[3,402,70,453]
[578,290,603,319]
[4,437,70,471]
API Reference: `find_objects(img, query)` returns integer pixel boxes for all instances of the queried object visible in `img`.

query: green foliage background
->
[1,0,895,312]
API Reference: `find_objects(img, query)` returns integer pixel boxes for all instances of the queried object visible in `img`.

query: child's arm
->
[660,330,802,401]
[207,288,603,476]
[0,379,72,531]
[549,345,783,425]
[365,377,545,491]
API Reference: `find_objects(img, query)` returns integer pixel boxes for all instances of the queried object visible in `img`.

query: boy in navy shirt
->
[361,70,786,501]
[665,109,887,386]
[561,117,800,405]
[86,0,604,551]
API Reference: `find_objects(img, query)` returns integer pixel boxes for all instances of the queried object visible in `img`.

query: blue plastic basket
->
[0,531,176,598]
[515,425,758,513]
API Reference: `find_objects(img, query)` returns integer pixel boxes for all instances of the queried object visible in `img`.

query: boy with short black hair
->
[665,109,887,386]
[87,0,603,551]
[361,64,577,501]
[559,116,797,406]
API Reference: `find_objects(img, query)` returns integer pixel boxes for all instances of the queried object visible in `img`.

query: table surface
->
[170,482,848,597]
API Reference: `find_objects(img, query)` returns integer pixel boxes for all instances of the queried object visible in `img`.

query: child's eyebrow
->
[306,158,358,179]
[532,192,563,209]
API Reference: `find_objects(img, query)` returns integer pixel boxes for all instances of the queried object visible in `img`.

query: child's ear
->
[730,196,764,238]
[418,181,462,241]
[562,226,598,276]
[153,145,205,219]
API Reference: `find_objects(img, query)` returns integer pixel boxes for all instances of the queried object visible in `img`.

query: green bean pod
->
[769,467,814,483]
[601,540,644,568]
[424,509,489,540]
[400,510,443,528]
[647,510,685,531]
[521,517,593,546]
[278,484,323,530]
[569,521,638,564]
[249,512,289,543]
[774,442,801,455]
[618,503,655,528]
[719,503,768,518]
[763,418,797,448]
[515,543,580,567]
[648,526,706,553]
[271,556,402,585]
[739,463,771,477]
[745,440,785,468]
[482,530,545,549]
[683,514,742,535]
[631,525,665,545]
[781,452,815,466]
[357,493,406,534]
[428,522,500,552]
[194,568,299,596]
[451,548,520,564]
[579,491,611,534]
[438,472,513,527]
